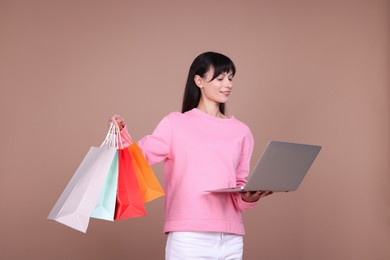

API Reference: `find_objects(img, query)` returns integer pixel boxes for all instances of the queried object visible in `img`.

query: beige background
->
[1,0,389,259]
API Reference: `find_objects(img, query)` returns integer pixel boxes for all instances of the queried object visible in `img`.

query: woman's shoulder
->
[157,111,186,126]
[164,111,184,120]
[230,116,252,134]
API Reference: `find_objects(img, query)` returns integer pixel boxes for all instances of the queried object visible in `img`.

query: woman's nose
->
[225,79,233,88]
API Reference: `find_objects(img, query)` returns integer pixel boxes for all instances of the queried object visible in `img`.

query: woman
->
[112,51,272,259]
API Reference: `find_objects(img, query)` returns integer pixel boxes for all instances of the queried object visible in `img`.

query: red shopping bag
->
[114,148,146,220]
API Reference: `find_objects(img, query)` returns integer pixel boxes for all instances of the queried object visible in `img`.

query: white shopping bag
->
[48,123,120,232]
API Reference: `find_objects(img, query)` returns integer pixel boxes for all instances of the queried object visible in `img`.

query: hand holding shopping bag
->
[49,117,165,231]
[48,123,120,232]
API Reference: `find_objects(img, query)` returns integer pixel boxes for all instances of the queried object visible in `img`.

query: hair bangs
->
[210,58,236,81]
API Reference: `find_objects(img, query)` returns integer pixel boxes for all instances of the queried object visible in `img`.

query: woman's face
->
[196,67,234,105]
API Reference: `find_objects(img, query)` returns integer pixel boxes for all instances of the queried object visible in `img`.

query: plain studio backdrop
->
[1,0,389,259]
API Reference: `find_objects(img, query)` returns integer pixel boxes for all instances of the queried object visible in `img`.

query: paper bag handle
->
[117,123,134,146]
[102,122,124,149]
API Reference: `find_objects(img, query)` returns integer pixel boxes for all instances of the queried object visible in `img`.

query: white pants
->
[165,232,243,260]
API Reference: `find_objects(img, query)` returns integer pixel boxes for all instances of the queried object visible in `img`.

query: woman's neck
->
[197,101,223,118]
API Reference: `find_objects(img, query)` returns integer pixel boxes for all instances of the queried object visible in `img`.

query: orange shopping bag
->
[114,148,146,220]
[128,143,165,203]
[119,128,165,203]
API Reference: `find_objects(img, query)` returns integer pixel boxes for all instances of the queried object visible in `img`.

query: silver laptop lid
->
[244,141,321,192]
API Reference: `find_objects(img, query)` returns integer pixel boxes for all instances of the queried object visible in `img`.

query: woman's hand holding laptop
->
[241,191,273,203]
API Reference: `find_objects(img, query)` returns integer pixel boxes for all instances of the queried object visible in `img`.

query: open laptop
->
[207,141,321,193]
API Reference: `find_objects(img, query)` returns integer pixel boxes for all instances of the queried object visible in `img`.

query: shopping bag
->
[48,123,119,232]
[48,144,117,232]
[114,148,146,220]
[119,128,165,203]
[91,152,119,221]
[128,143,165,203]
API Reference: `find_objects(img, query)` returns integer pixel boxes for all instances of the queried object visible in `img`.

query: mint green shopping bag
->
[91,152,119,221]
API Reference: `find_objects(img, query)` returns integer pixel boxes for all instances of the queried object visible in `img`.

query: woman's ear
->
[194,75,203,89]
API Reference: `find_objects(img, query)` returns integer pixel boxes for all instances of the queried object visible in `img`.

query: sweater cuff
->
[236,194,258,210]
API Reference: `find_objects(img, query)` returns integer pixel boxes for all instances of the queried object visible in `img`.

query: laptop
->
[207,141,321,193]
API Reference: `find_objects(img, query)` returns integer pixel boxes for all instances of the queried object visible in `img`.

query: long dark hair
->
[182,51,236,114]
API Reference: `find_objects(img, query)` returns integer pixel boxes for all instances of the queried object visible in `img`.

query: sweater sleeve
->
[136,115,172,165]
[233,128,257,210]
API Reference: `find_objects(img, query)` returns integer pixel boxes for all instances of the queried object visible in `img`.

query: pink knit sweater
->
[130,108,257,235]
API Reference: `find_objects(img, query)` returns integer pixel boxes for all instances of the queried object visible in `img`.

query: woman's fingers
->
[258,191,273,199]
[241,190,273,202]
[109,114,126,128]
